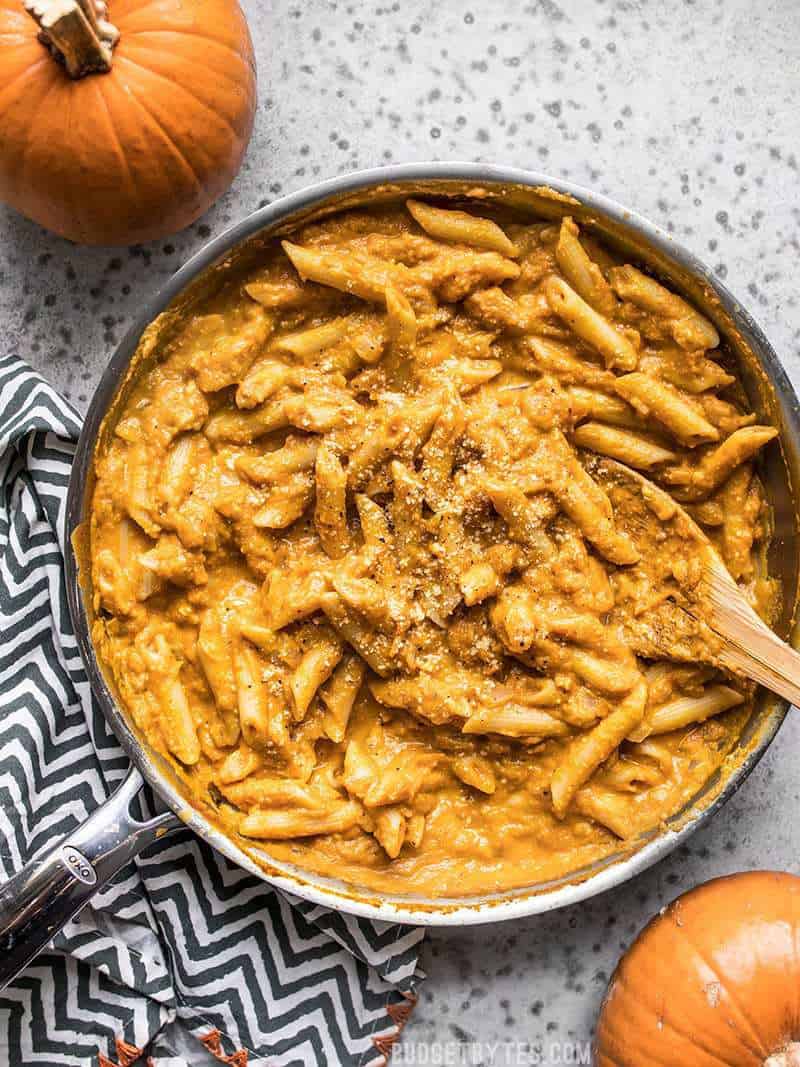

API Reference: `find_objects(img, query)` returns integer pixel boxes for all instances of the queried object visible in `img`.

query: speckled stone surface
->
[3,0,800,1059]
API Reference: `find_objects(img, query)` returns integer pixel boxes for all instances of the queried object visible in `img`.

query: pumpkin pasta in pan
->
[90,198,778,896]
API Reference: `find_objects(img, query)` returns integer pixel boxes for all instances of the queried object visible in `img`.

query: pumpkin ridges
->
[595,984,726,1067]
[121,34,256,102]
[595,873,800,1067]
[112,0,254,57]
[95,65,205,240]
[0,23,35,41]
[15,69,66,197]
[753,874,800,1050]
[57,84,85,240]
[675,917,769,1061]
[636,916,760,1065]
[116,48,243,143]
[0,0,38,33]
[94,75,140,217]
[0,54,52,133]
[110,62,206,194]
[112,55,233,196]
[679,873,800,1060]
[119,25,256,68]
[595,907,752,1067]
[606,958,744,1067]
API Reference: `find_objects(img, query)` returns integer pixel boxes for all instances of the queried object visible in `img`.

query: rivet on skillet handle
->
[0,767,182,991]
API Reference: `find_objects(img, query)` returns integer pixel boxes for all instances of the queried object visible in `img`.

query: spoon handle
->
[707,556,800,707]
[717,624,800,709]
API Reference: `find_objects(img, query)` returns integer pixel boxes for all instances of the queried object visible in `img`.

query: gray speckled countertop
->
[3,0,800,1061]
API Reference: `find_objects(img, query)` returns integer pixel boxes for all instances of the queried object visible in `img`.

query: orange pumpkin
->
[0,0,256,245]
[595,871,800,1067]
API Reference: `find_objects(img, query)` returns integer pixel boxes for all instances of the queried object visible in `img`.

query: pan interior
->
[66,170,800,922]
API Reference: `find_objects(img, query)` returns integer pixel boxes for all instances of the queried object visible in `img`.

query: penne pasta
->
[237,436,319,484]
[196,607,238,715]
[638,348,733,395]
[282,240,411,305]
[189,308,271,393]
[363,751,441,808]
[608,264,720,350]
[406,199,518,257]
[136,630,200,766]
[384,284,418,360]
[320,654,365,743]
[319,592,395,676]
[545,276,639,371]
[573,785,633,839]
[550,679,647,817]
[547,432,640,565]
[355,493,393,550]
[158,434,199,507]
[273,317,350,358]
[233,641,288,749]
[420,399,466,508]
[555,217,616,316]
[390,460,425,573]
[452,754,497,794]
[263,569,329,631]
[332,574,397,632]
[215,746,262,785]
[568,387,640,428]
[314,443,351,558]
[205,397,290,444]
[630,685,744,741]
[462,704,570,739]
[720,465,762,580]
[465,286,565,337]
[615,372,720,447]
[93,548,136,616]
[290,638,343,721]
[235,357,293,409]
[525,336,617,391]
[244,276,320,309]
[342,738,379,799]
[239,803,362,839]
[675,425,778,496]
[252,472,314,528]
[484,477,557,545]
[572,421,676,469]
[459,561,503,606]
[125,441,160,536]
[373,808,407,859]
[221,775,328,810]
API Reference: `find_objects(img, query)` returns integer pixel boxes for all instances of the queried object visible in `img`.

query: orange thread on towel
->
[372,991,419,1063]
[97,1038,143,1067]
[200,1028,249,1066]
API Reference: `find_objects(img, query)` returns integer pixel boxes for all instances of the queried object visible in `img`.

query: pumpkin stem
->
[23,0,119,78]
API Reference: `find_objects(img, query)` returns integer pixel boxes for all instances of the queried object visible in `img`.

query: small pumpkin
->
[0,0,256,245]
[595,871,800,1067]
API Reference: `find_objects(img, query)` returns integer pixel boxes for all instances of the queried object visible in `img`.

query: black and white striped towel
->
[0,354,424,1066]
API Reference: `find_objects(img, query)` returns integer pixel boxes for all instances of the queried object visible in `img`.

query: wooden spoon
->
[588,455,800,707]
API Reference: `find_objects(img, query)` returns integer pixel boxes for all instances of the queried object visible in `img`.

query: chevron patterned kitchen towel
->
[0,353,425,1067]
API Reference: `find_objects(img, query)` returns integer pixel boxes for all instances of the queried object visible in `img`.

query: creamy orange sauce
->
[90,199,778,896]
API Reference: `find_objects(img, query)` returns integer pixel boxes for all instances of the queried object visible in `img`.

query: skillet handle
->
[0,767,181,991]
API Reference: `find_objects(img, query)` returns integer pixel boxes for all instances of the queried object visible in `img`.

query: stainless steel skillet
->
[0,162,798,990]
